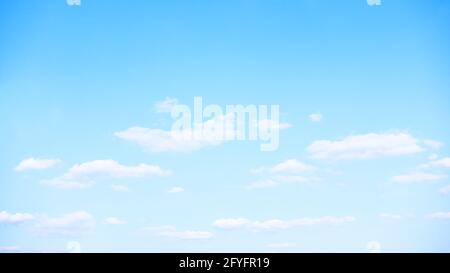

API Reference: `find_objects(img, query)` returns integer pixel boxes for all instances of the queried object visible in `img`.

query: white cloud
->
[367,0,381,6]
[0,211,35,224]
[41,160,170,189]
[168,187,185,194]
[423,140,443,150]
[266,243,296,249]
[439,185,450,195]
[147,226,214,240]
[111,184,130,192]
[309,113,322,122]
[379,213,414,220]
[391,172,447,184]
[104,217,125,225]
[426,212,450,220]
[0,246,20,252]
[66,241,81,253]
[270,159,315,173]
[307,132,425,160]
[66,0,81,6]
[424,157,450,168]
[367,241,382,253]
[154,97,179,113]
[14,158,60,172]
[34,211,95,236]
[213,216,355,231]
[248,159,316,189]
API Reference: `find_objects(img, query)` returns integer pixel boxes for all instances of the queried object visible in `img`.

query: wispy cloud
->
[426,212,450,220]
[309,113,322,122]
[154,97,179,113]
[391,172,447,184]
[168,186,185,194]
[41,160,170,189]
[34,211,95,237]
[104,217,125,225]
[213,216,355,231]
[145,226,214,240]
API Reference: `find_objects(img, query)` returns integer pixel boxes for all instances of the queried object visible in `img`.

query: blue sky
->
[1,0,450,253]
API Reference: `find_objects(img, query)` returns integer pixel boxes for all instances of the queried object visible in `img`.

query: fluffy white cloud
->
[34,211,95,236]
[391,172,447,184]
[0,211,34,224]
[14,158,60,172]
[213,216,355,231]
[426,212,450,220]
[104,217,125,225]
[248,159,316,189]
[111,184,130,192]
[147,226,214,240]
[154,97,179,113]
[41,160,170,189]
[168,187,185,194]
[367,0,381,6]
[309,113,322,122]
[270,159,315,173]
[439,185,450,195]
[307,132,425,160]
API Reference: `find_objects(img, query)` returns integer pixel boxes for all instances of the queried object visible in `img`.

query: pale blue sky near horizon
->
[1,0,450,252]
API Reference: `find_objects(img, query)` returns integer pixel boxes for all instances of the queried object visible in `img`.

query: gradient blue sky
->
[1,0,450,253]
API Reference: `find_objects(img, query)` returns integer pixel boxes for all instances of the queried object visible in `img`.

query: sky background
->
[1,0,450,253]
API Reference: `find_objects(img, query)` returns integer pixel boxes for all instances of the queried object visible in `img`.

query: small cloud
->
[0,246,21,252]
[307,132,425,160]
[111,184,130,192]
[154,97,179,113]
[66,0,81,6]
[66,241,81,253]
[14,158,60,172]
[104,217,125,225]
[309,113,322,122]
[367,0,381,6]
[379,213,414,220]
[258,119,292,131]
[391,172,447,184]
[422,140,443,150]
[145,226,214,240]
[0,211,35,224]
[266,243,296,249]
[34,211,95,237]
[428,154,439,160]
[426,212,450,220]
[367,241,382,253]
[423,157,450,169]
[168,187,185,194]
